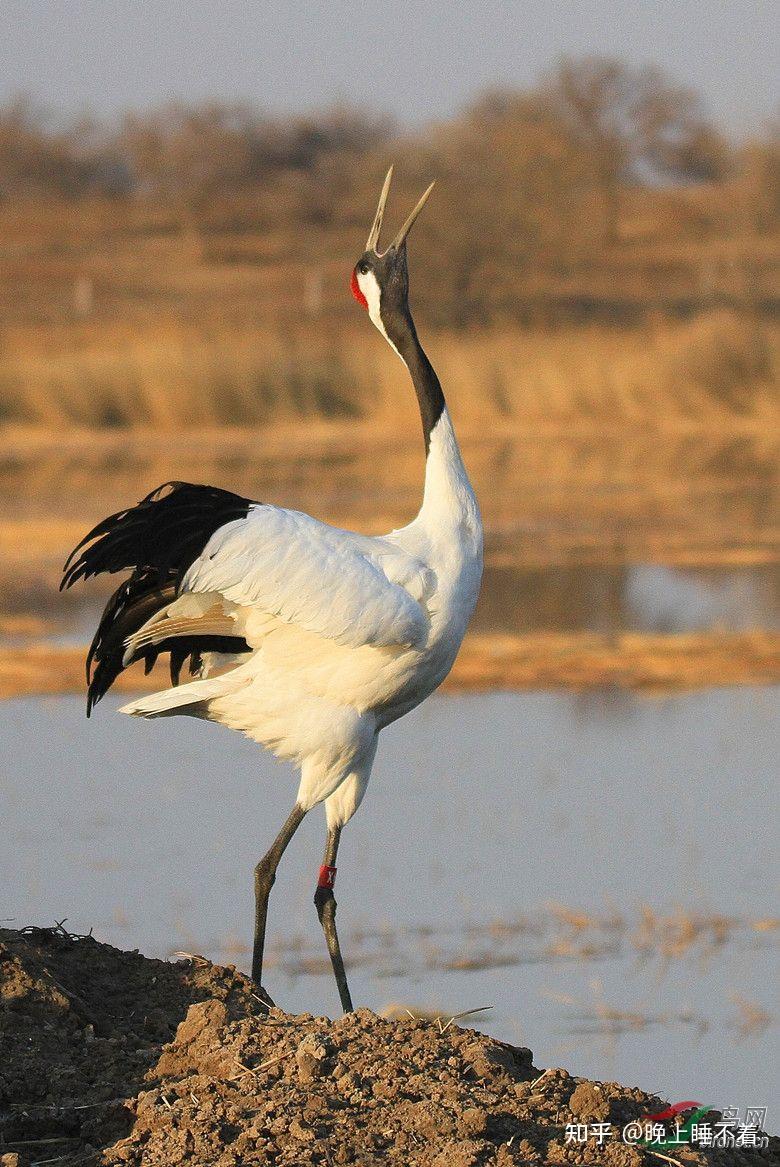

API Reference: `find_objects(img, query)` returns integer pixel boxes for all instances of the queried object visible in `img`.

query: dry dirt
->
[0,927,774,1167]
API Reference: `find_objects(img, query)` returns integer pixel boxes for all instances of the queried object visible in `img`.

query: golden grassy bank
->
[2,630,778,701]
[1,311,777,431]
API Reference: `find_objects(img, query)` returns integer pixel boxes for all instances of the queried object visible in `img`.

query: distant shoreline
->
[3,630,777,701]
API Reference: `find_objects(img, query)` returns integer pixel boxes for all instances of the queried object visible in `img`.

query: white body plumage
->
[120,407,482,829]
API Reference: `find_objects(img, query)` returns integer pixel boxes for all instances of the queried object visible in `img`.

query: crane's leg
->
[314,826,353,1013]
[252,803,306,985]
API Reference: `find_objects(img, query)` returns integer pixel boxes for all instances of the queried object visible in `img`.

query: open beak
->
[366,166,436,255]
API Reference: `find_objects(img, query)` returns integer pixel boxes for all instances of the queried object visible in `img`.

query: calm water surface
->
[2,431,777,638]
[2,687,777,1114]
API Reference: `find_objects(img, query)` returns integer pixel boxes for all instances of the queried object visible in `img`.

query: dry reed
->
[1,313,777,432]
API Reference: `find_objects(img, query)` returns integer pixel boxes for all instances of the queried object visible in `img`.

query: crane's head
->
[351,167,435,344]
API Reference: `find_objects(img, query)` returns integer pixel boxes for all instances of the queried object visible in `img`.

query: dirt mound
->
[0,925,263,1161]
[0,927,772,1165]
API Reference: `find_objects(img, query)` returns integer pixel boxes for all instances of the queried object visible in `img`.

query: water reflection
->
[625,564,778,633]
[475,562,778,634]
[1,429,777,637]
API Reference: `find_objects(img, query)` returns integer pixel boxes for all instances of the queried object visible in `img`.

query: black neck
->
[391,313,446,453]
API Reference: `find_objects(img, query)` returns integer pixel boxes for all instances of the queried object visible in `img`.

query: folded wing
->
[182,504,433,651]
[62,480,434,714]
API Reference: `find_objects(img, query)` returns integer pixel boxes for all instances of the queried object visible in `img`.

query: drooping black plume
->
[62,481,254,589]
[62,482,254,714]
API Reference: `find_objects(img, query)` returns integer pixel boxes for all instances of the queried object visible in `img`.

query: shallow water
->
[476,561,778,635]
[2,429,777,641]
[2,687,777,1115]
[33,559,778,648]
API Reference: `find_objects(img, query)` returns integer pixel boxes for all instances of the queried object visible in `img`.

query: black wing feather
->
[62,481,255,714]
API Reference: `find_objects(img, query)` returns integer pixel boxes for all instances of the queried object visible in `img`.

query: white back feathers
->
[182,505,434,650]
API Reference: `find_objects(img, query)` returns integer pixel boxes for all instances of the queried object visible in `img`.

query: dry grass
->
[0,324,363,430]
[435,313,778,428]
[450,630,780,692]
[730,994,774,1038]
[632,906,737,960]
[0,313,776,432]
[544,981,710,1038]
[1,630,777,701]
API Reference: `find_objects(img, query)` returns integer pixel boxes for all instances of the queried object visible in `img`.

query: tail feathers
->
[86,574,175,714]
[119,671,244,719]
[62,480,253,590]
[61,480,255,714]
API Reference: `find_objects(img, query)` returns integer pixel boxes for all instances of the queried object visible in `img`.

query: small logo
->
[644,1102,703,1122]
[641,1102,712,1147]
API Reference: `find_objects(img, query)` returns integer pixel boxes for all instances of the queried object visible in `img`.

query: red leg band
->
[318,864,337,889]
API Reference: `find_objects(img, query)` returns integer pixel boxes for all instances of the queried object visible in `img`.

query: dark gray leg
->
[252,803,306,985]
[314,826,354,1013]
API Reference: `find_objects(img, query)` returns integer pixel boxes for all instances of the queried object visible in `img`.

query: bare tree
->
[734,117,779,234]
[543,57,727,242]
[0,96,128,199]
[415,91,597,323]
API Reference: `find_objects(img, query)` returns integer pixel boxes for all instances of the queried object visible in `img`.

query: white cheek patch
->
[356,268,402,358]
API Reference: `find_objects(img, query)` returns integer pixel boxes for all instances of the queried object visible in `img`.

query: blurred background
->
[1,0,777,1114]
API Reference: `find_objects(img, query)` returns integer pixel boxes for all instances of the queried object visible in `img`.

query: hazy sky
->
[3,0,777,136]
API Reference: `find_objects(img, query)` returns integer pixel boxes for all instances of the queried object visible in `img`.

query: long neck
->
[393,315,445,454]
[389,312,478,532]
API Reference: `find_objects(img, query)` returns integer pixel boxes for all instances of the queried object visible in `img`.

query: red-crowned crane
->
[61,169,483,1012]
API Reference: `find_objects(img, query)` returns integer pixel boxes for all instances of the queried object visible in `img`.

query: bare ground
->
[1,927,775,1166]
